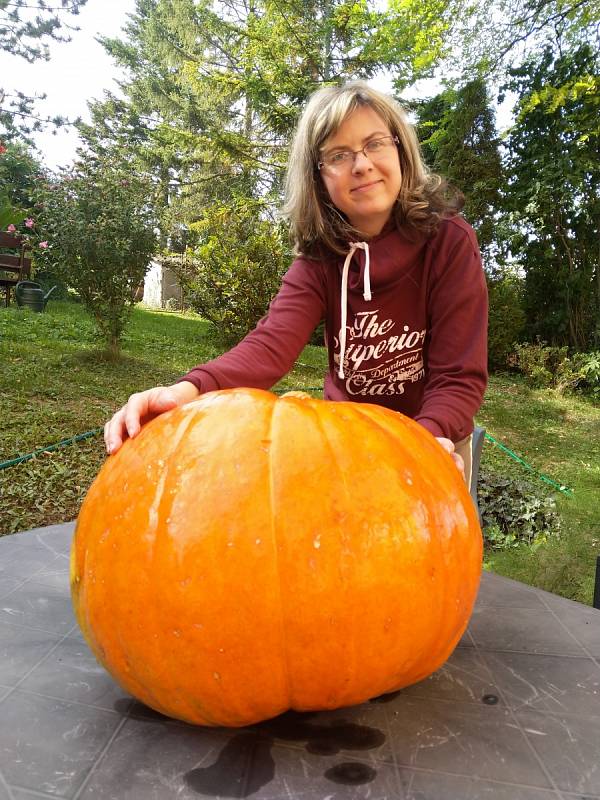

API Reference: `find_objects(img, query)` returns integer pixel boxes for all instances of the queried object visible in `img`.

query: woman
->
[104,81,488,482]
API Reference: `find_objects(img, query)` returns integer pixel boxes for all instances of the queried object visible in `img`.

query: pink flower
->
[7,224,16,233]
[0,144,6,154]
[39,241,49,249]
[25,218,34,228]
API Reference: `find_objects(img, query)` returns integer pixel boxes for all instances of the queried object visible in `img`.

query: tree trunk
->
[107,333,121,360]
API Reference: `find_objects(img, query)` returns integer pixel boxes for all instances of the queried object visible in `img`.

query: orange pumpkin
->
[71,388,482,727]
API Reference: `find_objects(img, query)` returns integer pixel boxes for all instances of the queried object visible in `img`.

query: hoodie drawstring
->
[338,241,371,379]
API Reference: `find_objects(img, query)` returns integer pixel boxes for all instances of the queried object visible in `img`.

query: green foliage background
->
[0,0,598,606]
[32,158,157,354]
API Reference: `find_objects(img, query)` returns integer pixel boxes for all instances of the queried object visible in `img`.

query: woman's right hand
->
[104,381,200,455]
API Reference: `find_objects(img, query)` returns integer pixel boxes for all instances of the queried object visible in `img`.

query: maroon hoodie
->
[179,215,488,442]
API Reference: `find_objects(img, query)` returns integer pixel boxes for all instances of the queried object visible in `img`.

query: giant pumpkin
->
[71,388,482,727]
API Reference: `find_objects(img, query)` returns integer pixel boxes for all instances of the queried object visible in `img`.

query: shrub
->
[478,466,561,550]
[512,340,600,393]
[165,296,181,312]
[309,320,326,347]
[33,158,157,356]
[567,351,600,393]
[487,273,526,370]
[168,199,291,345]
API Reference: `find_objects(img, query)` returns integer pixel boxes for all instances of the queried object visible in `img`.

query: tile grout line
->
[535,591,600,672]
[398,686,600,724]
[0,616,76,636]
[33,531,74,559]
[380,649,563,796]
[70,714,130,800]
[0,622,80,707]
[377,699,410,799]
[467,643,599,659]
[5,684,131,716]
[3,784,60,800]
[0,552,76,636]
[390,761,577,795]
[0,768,16,800]
[467,631,564,797]
[0,550,71,605]
[12,550,70,587]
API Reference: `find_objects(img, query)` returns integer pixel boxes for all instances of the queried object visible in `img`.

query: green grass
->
[1,301,599,604]
[0,301,328,534]
[475,374,600,605]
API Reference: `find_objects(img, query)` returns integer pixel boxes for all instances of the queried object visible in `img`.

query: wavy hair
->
[281,81,464,257]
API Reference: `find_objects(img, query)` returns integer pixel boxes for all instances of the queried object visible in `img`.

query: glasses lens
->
[367,139,384,154]
[327,152,351,168]
[321,137,395,171]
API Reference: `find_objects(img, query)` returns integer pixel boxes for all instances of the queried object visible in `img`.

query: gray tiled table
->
[1,523,599,800]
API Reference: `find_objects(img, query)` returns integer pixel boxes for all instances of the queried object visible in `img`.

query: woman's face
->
[319,105,402,237]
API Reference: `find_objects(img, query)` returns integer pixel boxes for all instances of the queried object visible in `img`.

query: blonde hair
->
[282,81,463,257]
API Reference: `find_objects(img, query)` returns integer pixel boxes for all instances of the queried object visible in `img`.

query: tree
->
[33,156,157,356]
[441,0,599,82]
[0,139,42,228]
[502,44,599,350]
[167,197,291,343]
[0,0,89,140]
[86,0,479,223]
[412,78,504,264]
[1,0,89,60]
[72,0,483,330]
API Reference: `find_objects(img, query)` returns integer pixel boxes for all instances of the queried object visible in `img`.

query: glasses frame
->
[317,135,400,172]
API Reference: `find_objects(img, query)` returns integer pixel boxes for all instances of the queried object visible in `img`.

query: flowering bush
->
[32,157,157,355]
[0,141,41,232]
[0,195,25,233]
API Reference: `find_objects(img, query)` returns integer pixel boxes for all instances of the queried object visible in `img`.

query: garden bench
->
[0,231,32,306]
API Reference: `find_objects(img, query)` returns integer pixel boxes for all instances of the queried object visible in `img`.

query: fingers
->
[435,437,455,455]
[104,406,128,455]
[104,387,177,455]
[435,437,465,478]
[124,392,146,440]
[104,407,126,455]
[452,452,465,479]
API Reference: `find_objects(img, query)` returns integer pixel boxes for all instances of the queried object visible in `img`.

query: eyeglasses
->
[318,136,399,172]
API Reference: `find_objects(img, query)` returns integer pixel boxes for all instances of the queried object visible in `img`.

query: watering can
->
[15,281,57,312]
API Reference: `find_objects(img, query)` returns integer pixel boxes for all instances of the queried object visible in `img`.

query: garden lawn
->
[476,375,600,605]
[1,301,598,604]
[0,301,328,536]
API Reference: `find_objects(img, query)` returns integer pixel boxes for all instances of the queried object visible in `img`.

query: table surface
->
[1,522,599,800]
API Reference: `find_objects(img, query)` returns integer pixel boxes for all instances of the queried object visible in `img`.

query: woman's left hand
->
[435,437,465,480]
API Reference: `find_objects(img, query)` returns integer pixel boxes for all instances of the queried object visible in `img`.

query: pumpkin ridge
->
[311,402,358,705]
[268,395,294,713]
[343,403,457,685]
[147,407,222,724]
[127,406,222,724]
[318,402,410,699]
[350,402,481,676]
[117,411,199,714]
